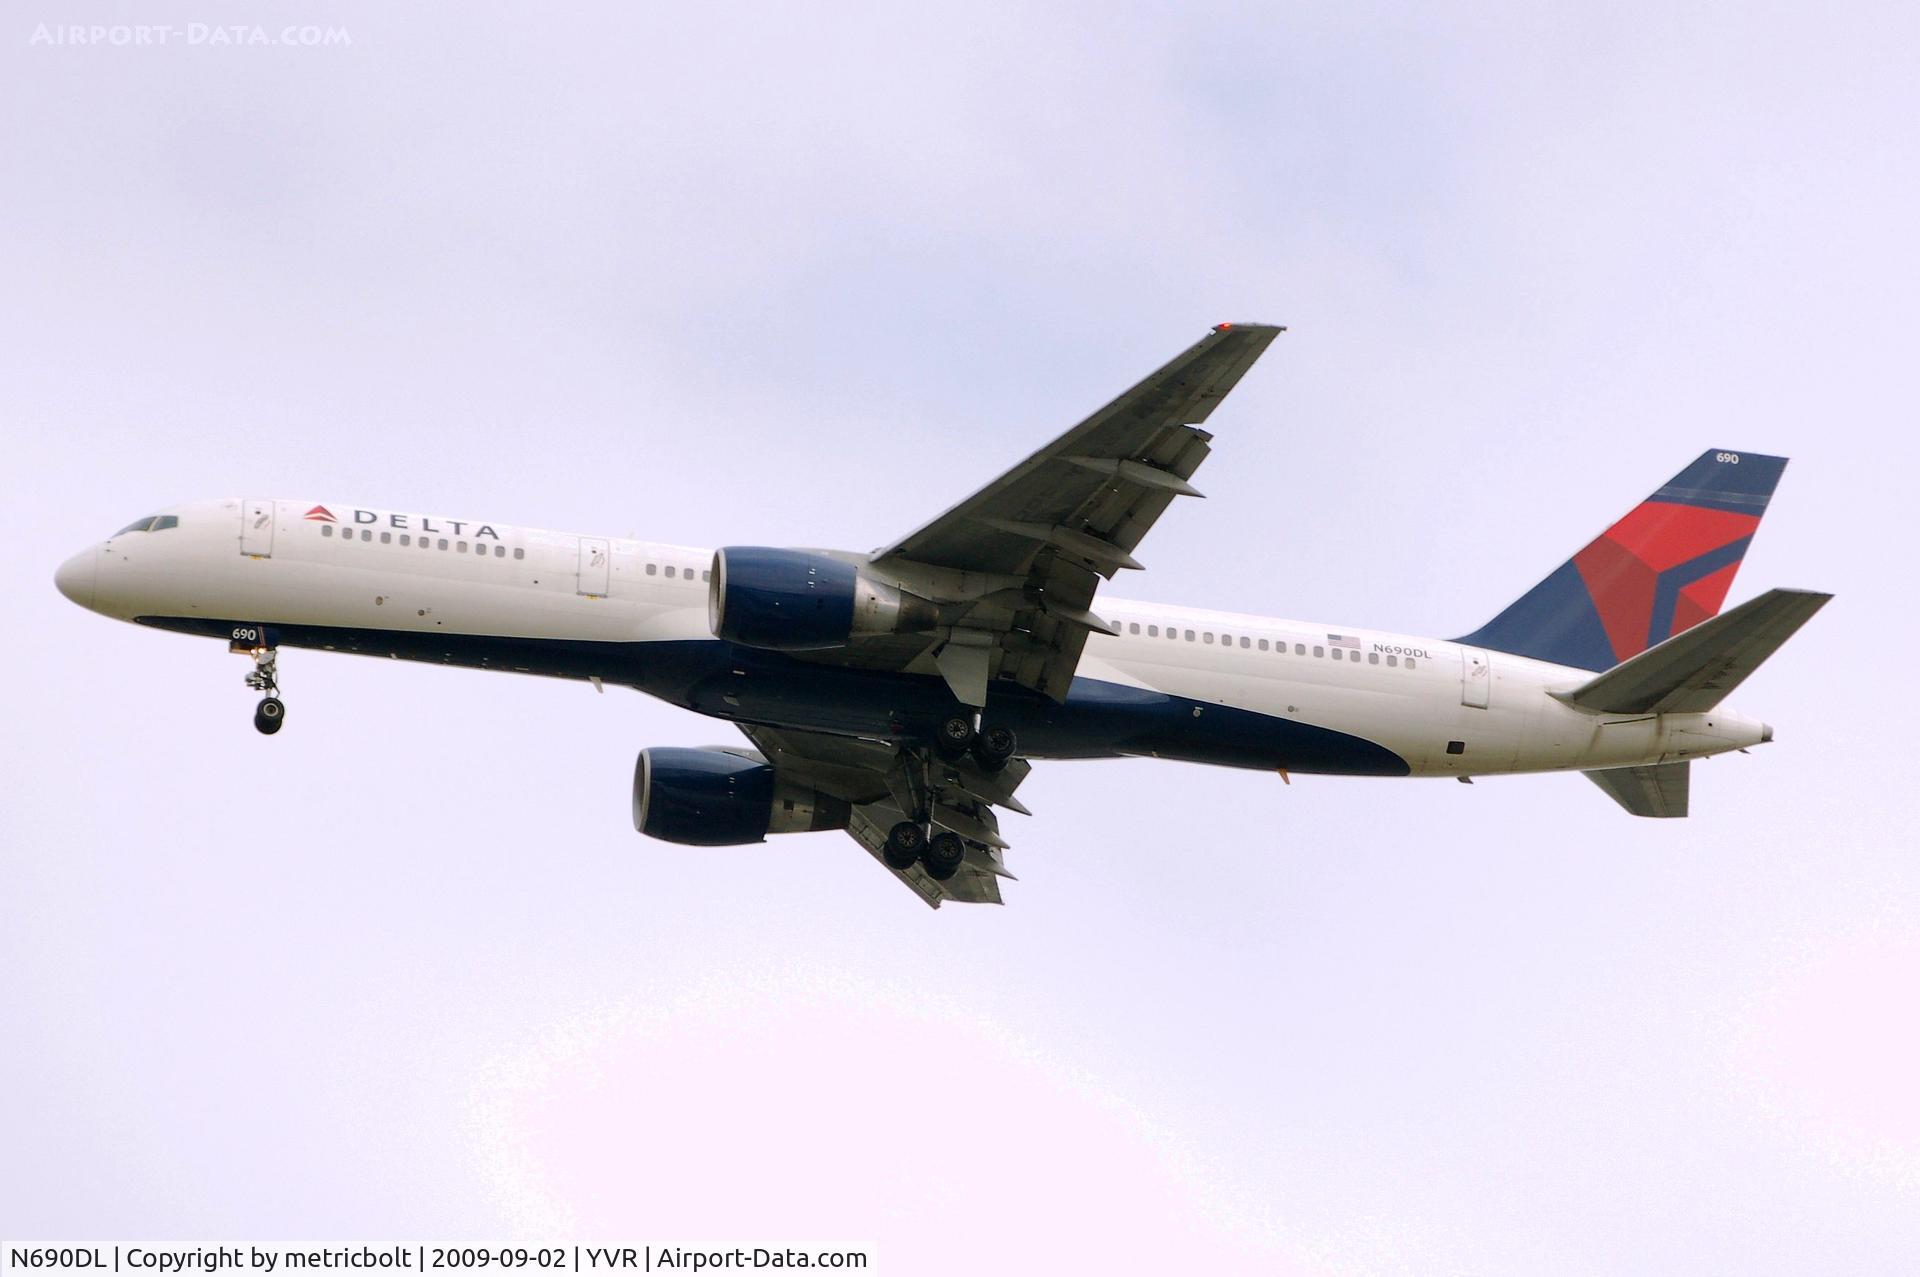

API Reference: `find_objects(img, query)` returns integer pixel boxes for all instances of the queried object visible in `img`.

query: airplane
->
[54,323,1830,907]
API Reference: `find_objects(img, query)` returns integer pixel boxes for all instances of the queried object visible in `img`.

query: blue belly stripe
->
[138,618,1411,777]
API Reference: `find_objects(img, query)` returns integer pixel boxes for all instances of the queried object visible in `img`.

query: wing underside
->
[861,323,1283,704]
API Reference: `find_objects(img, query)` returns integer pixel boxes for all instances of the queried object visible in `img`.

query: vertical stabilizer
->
[1458,450,1787,670]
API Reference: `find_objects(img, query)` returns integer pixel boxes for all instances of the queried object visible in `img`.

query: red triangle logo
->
[303,504,337,522]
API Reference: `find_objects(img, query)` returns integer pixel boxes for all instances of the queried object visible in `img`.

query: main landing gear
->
[884,821,970,881]
[883,715,1020,881]
[243,644,285,735]
[933,713,1017,773]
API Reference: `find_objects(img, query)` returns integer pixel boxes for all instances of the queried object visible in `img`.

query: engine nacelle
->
[632,746,851,847]
[708,546,937,652]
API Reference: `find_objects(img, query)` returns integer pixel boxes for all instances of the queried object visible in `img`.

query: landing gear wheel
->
[923,830,966,881]
[971,724,1017,773]
[883,820,927,870]
[934,713,976,761]
[253,697,285,736]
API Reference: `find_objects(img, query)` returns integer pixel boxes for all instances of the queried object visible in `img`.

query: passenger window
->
[1406,658,1417,670]
[701,569,711,582]
[646,563,657,575]
[360,529,372,541]
[1387,654,1398,667]
[513,547,525,560]
[399,534,410,546]
[665,566,676,578]
[495,545,506,558]
[1184,630,1195,641]
[1129,622,1141,635]
[1147,625,1159,637]
[1240,636,1250,649]
[438,538,448,550]
[1204,632,1214,644]
[380,531,392,544]
[321,524,333,537]
[1258,638,1268,651]
[1368,652,1379,664]
[457,541,468,553]
[1313,646,1324,658]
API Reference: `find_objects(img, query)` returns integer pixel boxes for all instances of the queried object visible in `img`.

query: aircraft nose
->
[54,548,97,609]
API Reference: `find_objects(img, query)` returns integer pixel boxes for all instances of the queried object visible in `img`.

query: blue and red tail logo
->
[1458,450,1788,671]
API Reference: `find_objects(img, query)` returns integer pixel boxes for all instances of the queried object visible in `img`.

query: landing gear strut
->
[243,645,285,736]
[876,714,1024,881]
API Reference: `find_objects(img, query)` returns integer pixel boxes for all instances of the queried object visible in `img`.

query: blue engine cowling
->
[633,747,851,846]
[708,547,858,651]
[708,546,936,652]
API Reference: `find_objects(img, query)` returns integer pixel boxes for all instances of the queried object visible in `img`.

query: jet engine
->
[632,746,851,846]
[708,546,938,651]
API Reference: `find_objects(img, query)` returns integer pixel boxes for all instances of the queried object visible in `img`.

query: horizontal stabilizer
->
[1585,762,1690,818]
[1557,588,1831,714]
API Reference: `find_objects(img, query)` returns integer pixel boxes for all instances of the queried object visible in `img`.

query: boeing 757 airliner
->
[55,324,1828,906]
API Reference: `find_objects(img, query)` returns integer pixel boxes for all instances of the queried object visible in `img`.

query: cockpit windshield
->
[114,515,179,535]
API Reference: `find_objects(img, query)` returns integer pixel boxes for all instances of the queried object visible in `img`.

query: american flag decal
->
[303,505,337,522]
[1327,633,1361,649]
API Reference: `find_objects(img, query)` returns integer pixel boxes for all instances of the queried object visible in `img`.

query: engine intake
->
[633,746,851,847]
[709,546,937,651]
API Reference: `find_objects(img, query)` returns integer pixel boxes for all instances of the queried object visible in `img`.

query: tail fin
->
[1458,450,1789,670]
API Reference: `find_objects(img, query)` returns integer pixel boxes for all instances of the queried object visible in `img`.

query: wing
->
[738,722,1030,908]
[871,322,1284,704]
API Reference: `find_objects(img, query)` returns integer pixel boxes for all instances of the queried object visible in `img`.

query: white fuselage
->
[55,498,1771,778]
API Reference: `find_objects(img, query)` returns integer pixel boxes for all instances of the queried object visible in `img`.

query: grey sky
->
[4,4,1916,1272]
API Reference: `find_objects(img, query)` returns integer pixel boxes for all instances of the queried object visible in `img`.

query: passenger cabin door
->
[577,537,610,597]
[241,499,275,557]
[1460,647,1491,709]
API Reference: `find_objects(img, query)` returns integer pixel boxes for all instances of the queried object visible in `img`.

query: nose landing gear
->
[242,643,285,735]
[253,695,285,735]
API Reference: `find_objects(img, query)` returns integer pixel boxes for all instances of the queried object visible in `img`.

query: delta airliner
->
[54,324,1829,905]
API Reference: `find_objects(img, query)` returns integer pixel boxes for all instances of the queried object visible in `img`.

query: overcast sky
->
[4,3,1917,1272]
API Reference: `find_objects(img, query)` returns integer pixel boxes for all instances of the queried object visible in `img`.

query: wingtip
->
[1211,321,1287,335]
